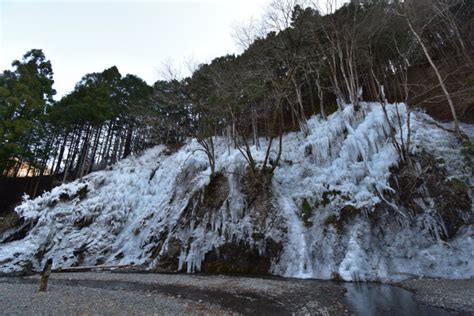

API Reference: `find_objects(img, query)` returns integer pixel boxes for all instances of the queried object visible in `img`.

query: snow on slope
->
[0,102,472,281]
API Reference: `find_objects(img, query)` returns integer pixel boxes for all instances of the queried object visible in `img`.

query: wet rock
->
[201,239,283,274]
[1,219,35,243]
[74,215,95,229]
[59,192,70,201]
[388,152,471,240]
[330,271,344,282]
[58,185,88,202]
[153,238,181,272]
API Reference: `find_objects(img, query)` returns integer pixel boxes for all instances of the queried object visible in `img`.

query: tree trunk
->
[407,17,460,135]
[122,122,134,159]
[76,125,92,179]
[87,125,103,174]
[54,133,68,175]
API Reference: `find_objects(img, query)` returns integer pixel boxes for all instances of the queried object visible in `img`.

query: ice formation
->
[0,102,472,282]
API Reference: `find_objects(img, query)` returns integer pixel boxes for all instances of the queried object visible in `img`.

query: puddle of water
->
[343,283,466,316]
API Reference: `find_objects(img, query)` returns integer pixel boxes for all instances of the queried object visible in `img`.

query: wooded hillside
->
[0,0,472,196]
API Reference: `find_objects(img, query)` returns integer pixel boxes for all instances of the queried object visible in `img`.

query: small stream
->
[343,282,467,316]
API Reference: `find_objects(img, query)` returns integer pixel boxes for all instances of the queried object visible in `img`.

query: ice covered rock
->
[0,103,472,281]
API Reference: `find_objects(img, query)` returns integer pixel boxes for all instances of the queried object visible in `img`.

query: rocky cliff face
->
[1,103,472,282]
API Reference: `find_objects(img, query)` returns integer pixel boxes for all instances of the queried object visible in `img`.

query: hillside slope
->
[1,103,472,282]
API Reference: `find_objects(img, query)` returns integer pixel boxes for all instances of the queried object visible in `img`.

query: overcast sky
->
[0,0,344,98]
[0,0,274,97]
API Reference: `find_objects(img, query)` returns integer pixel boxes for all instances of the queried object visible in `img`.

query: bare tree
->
[232,17,267,50]
[403,5,460,135]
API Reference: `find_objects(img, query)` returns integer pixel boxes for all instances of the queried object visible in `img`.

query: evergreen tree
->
[0,49,55,176]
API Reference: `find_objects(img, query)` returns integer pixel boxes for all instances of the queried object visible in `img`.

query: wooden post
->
[38,258,53,292]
